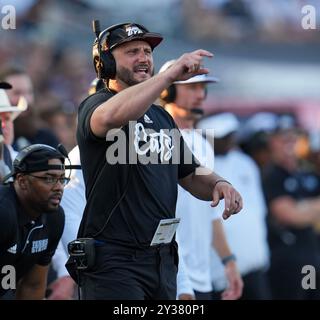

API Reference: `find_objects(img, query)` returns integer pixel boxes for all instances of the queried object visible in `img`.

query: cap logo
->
[126,25,143,36]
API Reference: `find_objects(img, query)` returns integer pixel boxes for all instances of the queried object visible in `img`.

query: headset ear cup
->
[100,51,116,79]
[161,85,176,103]
[93,56,102,79]
[167,85,176,103]
[92,39,116,79]
[92,42,100,78]
[160,88,169,102]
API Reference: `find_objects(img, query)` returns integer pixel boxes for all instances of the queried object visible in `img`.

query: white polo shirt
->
[176,129,219,294]
[210,149,270,291]
[52,146,85,277]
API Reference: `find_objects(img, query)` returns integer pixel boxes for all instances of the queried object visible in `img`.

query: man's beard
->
[117,65,154,86]
[36,199,60,213]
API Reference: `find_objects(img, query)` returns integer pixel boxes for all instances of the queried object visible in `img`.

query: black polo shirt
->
[263,164,320,254]
[77,88,199,247]
[0,184,64,297]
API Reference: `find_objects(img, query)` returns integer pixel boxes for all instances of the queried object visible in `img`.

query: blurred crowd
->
[184,0,320,42]
[0,1,318,155]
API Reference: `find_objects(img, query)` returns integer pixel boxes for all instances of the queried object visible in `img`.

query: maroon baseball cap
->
[103,23,163,51]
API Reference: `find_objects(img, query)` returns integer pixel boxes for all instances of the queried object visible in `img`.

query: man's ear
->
[16,173,28,190]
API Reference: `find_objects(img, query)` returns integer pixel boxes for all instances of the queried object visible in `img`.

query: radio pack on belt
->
[65,238,95,285]
[68,238,96,270]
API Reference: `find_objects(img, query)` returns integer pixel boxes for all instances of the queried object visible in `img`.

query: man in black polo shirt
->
[76,22,243,300]
[263,119,320,299]
[0,144,66,299]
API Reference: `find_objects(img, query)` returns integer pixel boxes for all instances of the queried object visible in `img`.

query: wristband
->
[213,179,231,190]
[221,254,236,265]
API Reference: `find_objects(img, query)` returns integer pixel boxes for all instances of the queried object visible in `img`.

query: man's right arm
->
[15,264,49,300]
[91,72,172,137]
[90,49,213,137]
[270,196,320,227]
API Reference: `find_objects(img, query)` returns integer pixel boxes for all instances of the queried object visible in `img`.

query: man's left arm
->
[15,264,49,300]
[179,168,243,220]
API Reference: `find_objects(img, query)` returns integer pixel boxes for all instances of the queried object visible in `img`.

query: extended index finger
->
[192,49,214,58]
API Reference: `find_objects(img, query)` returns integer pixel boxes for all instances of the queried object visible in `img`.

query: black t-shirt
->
[263,164,320,253]
[0,184,65,297]
[77,88,199,246]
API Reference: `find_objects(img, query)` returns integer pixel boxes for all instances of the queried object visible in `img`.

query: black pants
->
[268,251,320,300]
[194,290,213,300]
[81,242,178,300]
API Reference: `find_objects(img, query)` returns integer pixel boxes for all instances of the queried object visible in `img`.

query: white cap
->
[0,89,28,120]
[236,112,280,143]
[245,112,278,133]
[159,59,219,84]
[197,113,240,138]
[174,74,219,84]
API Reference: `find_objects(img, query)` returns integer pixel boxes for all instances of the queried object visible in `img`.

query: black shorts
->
[81,242,178,300]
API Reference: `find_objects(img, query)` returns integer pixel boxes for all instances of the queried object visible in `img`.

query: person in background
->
[75,21,242,299]
[0,67,59,151]
[197,113,271,300]
[0,144,66,299]
[159,61,243,300]
[262,117,320,299]
[40,106,77,153]
[0,82,28,181]
[48,79,104,300]
[48,145,83,300]
[237,112,278,177]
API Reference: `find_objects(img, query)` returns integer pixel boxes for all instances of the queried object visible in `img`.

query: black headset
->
[3,144,82,184]
[13,144,62,173]
[92,21,149,80]
[88,78,105,95]
[161,85,176,103]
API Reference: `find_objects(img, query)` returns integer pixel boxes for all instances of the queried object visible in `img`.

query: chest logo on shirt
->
[134,123,174,162]
[143,114,153,124]
[7,244,17,254]
[31,239,48,253]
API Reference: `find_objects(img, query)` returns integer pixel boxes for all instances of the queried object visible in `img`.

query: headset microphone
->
[92,20,101,38]
[190,108,204,115]
[174,104,204,117]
